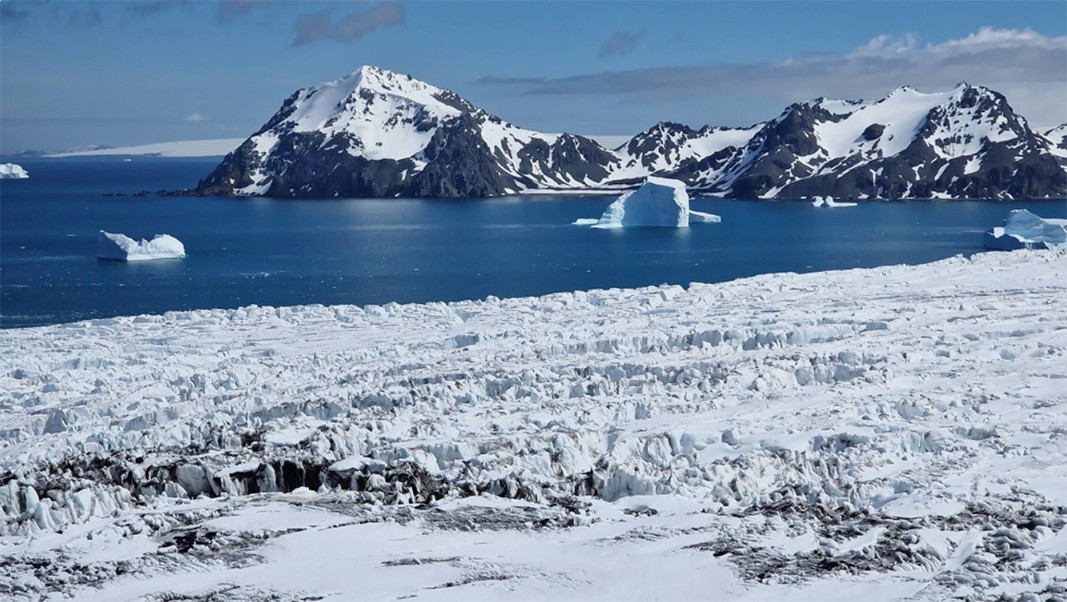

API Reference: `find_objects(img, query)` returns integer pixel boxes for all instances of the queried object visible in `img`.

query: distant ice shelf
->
[45,138,244,158]
[97,231,186,261]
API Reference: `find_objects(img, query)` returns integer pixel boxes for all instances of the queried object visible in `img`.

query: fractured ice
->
[1,250,1065,600]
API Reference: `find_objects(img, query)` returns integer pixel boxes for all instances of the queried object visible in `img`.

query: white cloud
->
[185,112,209,123]
[480,27,1067,127]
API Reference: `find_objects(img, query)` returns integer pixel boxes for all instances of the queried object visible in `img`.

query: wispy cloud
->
[478,27,1067,124]
[1,1,109,30]
[292,2,404,47]
[475,75,548,86]
[122,1,193,18]
[185,112,209,123]
[0,2,33,27]
[598,30,645,58]
[216,0,269,24]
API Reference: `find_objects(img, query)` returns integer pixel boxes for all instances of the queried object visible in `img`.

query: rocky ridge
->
[196,66,1067,199]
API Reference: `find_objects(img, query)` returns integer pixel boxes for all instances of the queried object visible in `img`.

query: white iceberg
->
[812,195,856,208]
[984,209,1067,250]
[0,163,29,179]
[97,231,186,261]
[575,177,720,228]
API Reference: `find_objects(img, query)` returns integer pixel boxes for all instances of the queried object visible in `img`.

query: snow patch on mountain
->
[813,86,945,159]
[1044,124,1067,159]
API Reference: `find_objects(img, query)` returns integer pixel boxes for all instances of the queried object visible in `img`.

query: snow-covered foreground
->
[1,251,1066,601]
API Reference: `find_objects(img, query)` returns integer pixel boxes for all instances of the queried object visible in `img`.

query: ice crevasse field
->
[0,156,1066,601]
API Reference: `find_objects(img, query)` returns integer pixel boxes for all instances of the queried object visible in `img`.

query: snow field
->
[0,250,1065,600]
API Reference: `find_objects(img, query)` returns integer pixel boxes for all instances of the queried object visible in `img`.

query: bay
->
[2,157,1064,328]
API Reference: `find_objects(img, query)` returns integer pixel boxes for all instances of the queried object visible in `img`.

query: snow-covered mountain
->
[1045,124,1067,159]
[710,85,1067,200]
[197,67,1067,199]
[197,66,617,197]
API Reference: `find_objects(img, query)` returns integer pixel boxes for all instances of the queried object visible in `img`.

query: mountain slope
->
[197,67,1067,199]
[197,67,616,197]
[735,85,1067,200]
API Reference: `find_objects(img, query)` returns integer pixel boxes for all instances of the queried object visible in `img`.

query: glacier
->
[580,176,721,228]
[96,230,186,261]
[1,250,1065,600]
[0,163,29,179]
[984,209,1067,250]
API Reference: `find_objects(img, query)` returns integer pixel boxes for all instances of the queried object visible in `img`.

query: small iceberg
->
[573,177,720,228]
[812,195,856,208]
[0,163,29,179]
[97,231,186,261]
[984,210,1067,250]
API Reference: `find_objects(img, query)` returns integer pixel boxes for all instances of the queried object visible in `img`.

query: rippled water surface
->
[2,157,1064,328]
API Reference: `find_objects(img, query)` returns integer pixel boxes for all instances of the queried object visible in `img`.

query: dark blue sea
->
[2,157,1064,329]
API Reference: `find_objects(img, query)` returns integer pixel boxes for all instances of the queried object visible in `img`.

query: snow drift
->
[0,163,29,179]
[579,177,721,228]
[96,231,186,261]
[984,209,1067,250]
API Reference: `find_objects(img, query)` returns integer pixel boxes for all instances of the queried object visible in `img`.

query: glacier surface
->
[96,231,186,261]
[583,176,721,228]
[0,251,1066,600]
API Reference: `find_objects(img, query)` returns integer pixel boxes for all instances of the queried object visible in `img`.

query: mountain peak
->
[888,85,919,96]
[197,69,1067,200]
[328,65,442,99]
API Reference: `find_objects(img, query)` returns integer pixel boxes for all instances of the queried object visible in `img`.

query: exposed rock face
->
[196,67,1067,200]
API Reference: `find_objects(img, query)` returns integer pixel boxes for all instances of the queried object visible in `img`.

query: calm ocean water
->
[2,157,1065,329]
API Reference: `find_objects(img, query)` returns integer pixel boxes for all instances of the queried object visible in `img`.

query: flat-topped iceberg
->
[97,231,186,261]
[0,163,29,179]
[984,209,1067,250]
[574,177,720,228]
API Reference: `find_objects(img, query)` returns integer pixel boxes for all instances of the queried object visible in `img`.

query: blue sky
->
[1,0,1065,153]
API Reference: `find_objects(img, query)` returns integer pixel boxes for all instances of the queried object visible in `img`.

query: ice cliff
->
[582,177,721,228]
[984,209,1067,250]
